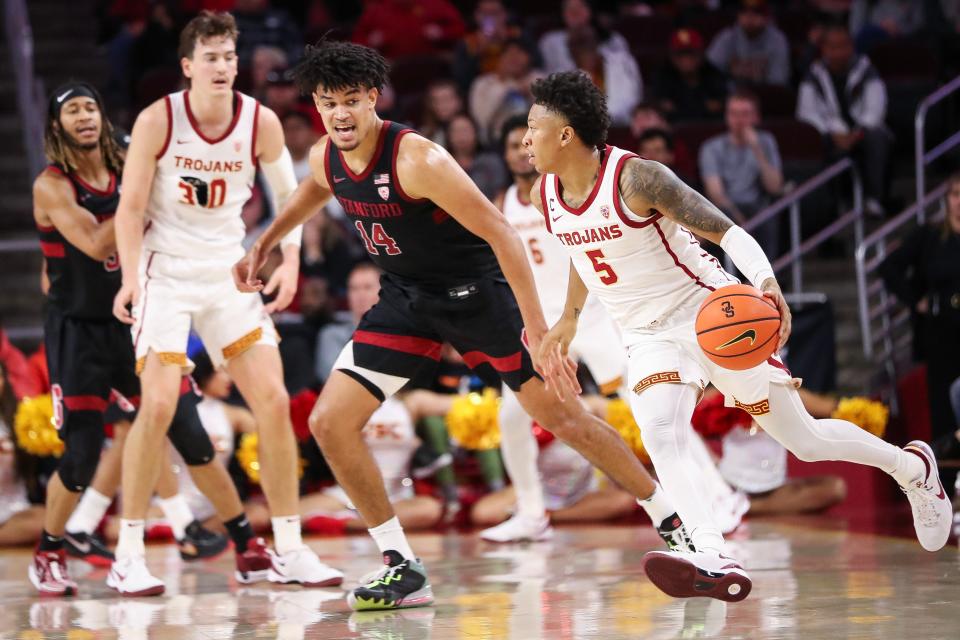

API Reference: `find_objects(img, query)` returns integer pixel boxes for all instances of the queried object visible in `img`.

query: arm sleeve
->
[720,225,776,287]
[260,147,303,248]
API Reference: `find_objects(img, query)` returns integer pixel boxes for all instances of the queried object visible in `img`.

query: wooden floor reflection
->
[1,520,958,639]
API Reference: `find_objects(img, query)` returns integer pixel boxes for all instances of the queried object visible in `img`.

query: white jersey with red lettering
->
[145,90,259,263]
[540,145,738,338]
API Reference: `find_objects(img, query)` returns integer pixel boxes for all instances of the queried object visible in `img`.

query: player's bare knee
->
[308,402,337,445]
[139,395,178,429]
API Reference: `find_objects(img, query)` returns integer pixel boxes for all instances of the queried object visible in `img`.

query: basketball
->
[695,284,781,370]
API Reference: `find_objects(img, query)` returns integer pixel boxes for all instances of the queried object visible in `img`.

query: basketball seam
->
[703,329,778,357]
[695,316,781,336]
[700,293,778,309]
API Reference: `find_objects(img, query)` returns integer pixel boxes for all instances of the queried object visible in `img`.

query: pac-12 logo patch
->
[378,186,390,200]
[600,205,610,218]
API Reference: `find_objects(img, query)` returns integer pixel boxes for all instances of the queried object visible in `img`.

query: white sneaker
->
[480,514,553,543]
[268,546,344,587]
[901,440,953,552]
[715,491,750,535]
[106,555,164,597]
[642,550,752,602]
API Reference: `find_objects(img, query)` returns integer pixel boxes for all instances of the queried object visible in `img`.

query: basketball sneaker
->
[29,549,78,597]
[642,550,752,602]
[107,555,165,597]
[480,514,553,543]
[901,440,953,551]
[656,513,696,552]
[235,537,273,584]
[177,520,229,561]
[268,546,344,587]
[64,531,114,567]
[347,550,434,611]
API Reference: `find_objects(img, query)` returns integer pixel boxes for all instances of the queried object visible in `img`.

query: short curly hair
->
[293,40,391,96]
[531,71,609,149]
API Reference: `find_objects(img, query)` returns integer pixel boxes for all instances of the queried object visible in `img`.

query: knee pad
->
[166,392,215,466]
[57,412,107,492]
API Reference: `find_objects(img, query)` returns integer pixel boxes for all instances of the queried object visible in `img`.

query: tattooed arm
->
[619,157,734,245]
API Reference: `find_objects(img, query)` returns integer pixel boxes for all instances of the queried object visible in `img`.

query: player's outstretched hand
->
[537,320,581,401]
[263,258,299,314]
[113,280,140,325]
[760,277,792,349]
[233,243,267,293]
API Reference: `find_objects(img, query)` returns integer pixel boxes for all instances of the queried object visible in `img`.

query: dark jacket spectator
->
[418,80,465,148]
[233,0,302,67]
[452,0,533,94]
[445,114,508,200]
[707,0,791,86]
[352,0,466,59]
[651,29,728,122]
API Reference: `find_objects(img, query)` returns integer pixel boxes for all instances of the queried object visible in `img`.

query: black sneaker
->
[64,531,114,567]
[178,520,229,561]
[347,550,434,611]
[657,513,696,552]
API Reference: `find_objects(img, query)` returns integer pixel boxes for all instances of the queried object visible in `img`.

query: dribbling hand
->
[760,277,792,349]
[113,280,140,325]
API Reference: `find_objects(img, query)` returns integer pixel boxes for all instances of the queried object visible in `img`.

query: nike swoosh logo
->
[176,139,193,144]
[333,176,346,183]
[66,534,90,554]
[551,214,563,222]
[57,91,72,103]
[716,329,757,351]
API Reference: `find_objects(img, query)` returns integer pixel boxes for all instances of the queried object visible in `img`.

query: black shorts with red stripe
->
[342,274,538,401]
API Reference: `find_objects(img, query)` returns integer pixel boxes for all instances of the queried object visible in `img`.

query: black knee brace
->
[57,412,107,492]
[166,391,215,465]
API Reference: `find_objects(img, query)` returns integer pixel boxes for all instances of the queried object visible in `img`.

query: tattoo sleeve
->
[621,159,735,238]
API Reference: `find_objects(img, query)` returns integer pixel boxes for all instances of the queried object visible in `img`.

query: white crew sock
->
[66,489,112,535]
[368,516,416,560]
[115,519,146,559]
[636,484,676,528]
[271,515,303,555]
[498,386,546,519]
[158,495,195,541]
[890,447,925,487]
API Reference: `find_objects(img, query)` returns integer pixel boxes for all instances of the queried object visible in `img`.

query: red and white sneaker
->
[642,550,752,602]
[902,440,953,552]
[268,546,344,587]
[480,514,553,543]
[235,537,272,584]
[106,555,165,597]
[29,549,77,597]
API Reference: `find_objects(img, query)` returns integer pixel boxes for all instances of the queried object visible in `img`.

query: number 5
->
[586,249,618,285]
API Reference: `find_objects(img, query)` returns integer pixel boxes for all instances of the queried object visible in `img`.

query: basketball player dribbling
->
[30,81,272,597]
[234,41,684,611]
[483,115,689,548]
[525,71,953,602]
[112,12,343,592]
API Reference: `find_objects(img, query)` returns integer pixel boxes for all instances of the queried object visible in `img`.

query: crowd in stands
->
[0,0,954,545]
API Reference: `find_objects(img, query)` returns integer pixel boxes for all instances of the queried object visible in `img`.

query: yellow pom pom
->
[235,432,305,484]
[446,388,501,450]
[606,398,650,464]
[13,395,63,458]
[832,397,889,438]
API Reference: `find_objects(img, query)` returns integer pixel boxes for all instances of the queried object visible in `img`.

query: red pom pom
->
[531,421,556,448]
[691,392,752,438]
[290,389,319,442]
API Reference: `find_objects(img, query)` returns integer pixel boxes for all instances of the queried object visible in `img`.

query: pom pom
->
[289,389,319,442]
[14,395,63,458]
[236,433,305,484]
[446,388,501,450]
[832,397,888,438]
[691,392,753,438]
[606,398,650,464]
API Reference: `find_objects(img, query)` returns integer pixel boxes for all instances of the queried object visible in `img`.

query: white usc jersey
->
[541,146,737,335]
[145,90,259,263]
[502,184,609,325]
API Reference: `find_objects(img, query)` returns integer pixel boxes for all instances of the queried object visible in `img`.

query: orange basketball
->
[695,284,781,370]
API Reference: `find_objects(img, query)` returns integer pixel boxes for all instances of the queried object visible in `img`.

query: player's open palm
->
[537,320,581,401]
[233,244,268,293]
[760,278,792,349]
[113,280,140,325]
[263,259,299,314]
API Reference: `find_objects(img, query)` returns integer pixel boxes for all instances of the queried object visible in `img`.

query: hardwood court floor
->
[1,519,958,639]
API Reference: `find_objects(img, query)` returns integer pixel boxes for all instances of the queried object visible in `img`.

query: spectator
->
[651,28,728,122]
[706,0,791,86]
[879,172,960,455]
[233,0,302,67]
[300,211,365,297]
[538,0,631,74]
[249,46,287,102]
[419,79,465,148]
[850,0,926,52]
[637,126,697,187]
[796,23,889,216]
[0,362,44,545]
[445,114,509,200]
[281,110,319,182]
[452,0,531,94]
[262,67,299,118]
[567,26,642,126]
[629,102,670,139]
[469,39,541,147]
[352,0,466,59]
[699,88,783,257]
[315,263,382,384]
[278,276,334,393]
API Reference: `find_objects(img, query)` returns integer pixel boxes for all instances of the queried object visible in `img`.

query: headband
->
[49,82,99,121]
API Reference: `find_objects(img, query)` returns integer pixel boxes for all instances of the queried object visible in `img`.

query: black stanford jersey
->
[325,121,500,288]
[37,164,121,319]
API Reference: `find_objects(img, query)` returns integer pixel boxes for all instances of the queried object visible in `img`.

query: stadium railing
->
[4,0,45,179]
[914,75,960,221]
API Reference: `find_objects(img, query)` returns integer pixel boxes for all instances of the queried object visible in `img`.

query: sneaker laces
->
[47,556,66,582]
[360,559,406,587]
[902,485,941,528]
